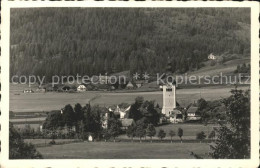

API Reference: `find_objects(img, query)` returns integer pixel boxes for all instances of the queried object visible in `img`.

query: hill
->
[10,8,250,82]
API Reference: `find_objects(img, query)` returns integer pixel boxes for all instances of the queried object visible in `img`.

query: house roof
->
[172,109,182,114]
[126,81,134,87]
[120,119,135,127]
[134,80,147,84]
[187,106,198,113]
[77,84,87,88]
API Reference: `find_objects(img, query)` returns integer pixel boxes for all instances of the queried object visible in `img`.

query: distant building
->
[208,53,223,63]
[208,53,216,60]
[126,81,135,89]
[162,83,176,117]
[23,89,34,93]
[120,118,135,130]
[113,105,131,119]
[60,85,71,92]
[36,88,46,93]
[169,109,183,123]
[134,80,148,88]
[77,84,87,92]
[101,110,114,129]
[186,106,201,121]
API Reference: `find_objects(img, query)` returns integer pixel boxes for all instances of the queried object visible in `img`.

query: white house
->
[77,84,87,92]
[208,53,216,60]
[169,109,183,123]
[187,106,201,121]
[23,89,34,93]
[114,105,131,119]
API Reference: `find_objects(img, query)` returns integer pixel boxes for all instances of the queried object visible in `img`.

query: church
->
[161,58,183,123]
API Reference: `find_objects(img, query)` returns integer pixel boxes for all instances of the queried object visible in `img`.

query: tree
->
[178,128,183,143]
[208,130,215,140]
[62,104,76,128]
[157,129,166,142]
[210,88,250,159]
[135,120,146,143]
[10,8,250,81]
[169,130,176,143]
[43,111,63,130]
[9,123,42,159]
[196,131,206,143]
[107,118,121,142]
[102,129,111,142]
[74,103,83,121]
[146,124,156,143]
[74,103,83,133]
[197,98,210,125]
[141,100,160,126]
[126,125,136,142]
[82,104,102,137]
[197,98,208,111]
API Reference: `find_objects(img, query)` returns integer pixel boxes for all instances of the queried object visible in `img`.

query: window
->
[166,88,172,92]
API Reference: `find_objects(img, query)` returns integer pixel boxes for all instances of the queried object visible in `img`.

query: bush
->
[49,140,56,145]
[196,131,206,142]
[9,124,42,159]
[157,129,166,142]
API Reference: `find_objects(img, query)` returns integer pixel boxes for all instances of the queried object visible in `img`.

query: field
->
[118,123,217,140]
[37,141,210,159]
[10,84,249,112]
[24,139,78,146]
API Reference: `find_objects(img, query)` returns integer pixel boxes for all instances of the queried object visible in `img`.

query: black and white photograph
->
[0,1,259,168]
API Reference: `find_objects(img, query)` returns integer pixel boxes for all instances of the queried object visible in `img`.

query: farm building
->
[36,88,46,93]
[23,89,34,93]
[208,53,223,63]
[113,105,131,119]
[43,83,59,92]
[208,53,216,60]
[169,109,183,123]
[59,85,71,92]
[186,106,201,121]
[77,84,87,92]
[126,81,135,89]
[134,80,148,88]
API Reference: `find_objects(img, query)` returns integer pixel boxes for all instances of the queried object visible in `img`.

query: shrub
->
[196,131,206,142]
[49,140,56,145]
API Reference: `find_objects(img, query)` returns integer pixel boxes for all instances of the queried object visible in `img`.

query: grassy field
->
[25,139,78,145]
[188,58,250,76]
[118,123,217,140]
[37,141,210,159]
[10,84,249,112]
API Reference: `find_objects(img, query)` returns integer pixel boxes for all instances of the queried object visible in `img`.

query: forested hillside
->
[10,8,250,81]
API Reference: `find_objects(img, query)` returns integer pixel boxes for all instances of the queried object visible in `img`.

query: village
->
[5,6,253,161]
[10,60,228,147]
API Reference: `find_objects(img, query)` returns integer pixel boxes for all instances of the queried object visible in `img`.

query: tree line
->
[10,8,250,82]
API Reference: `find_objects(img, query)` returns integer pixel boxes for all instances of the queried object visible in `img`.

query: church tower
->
[161,57,176,117]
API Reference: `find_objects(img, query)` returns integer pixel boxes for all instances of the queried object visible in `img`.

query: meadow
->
[37,141,210,159]
[117,123,217,141]
[10,84,249,112]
